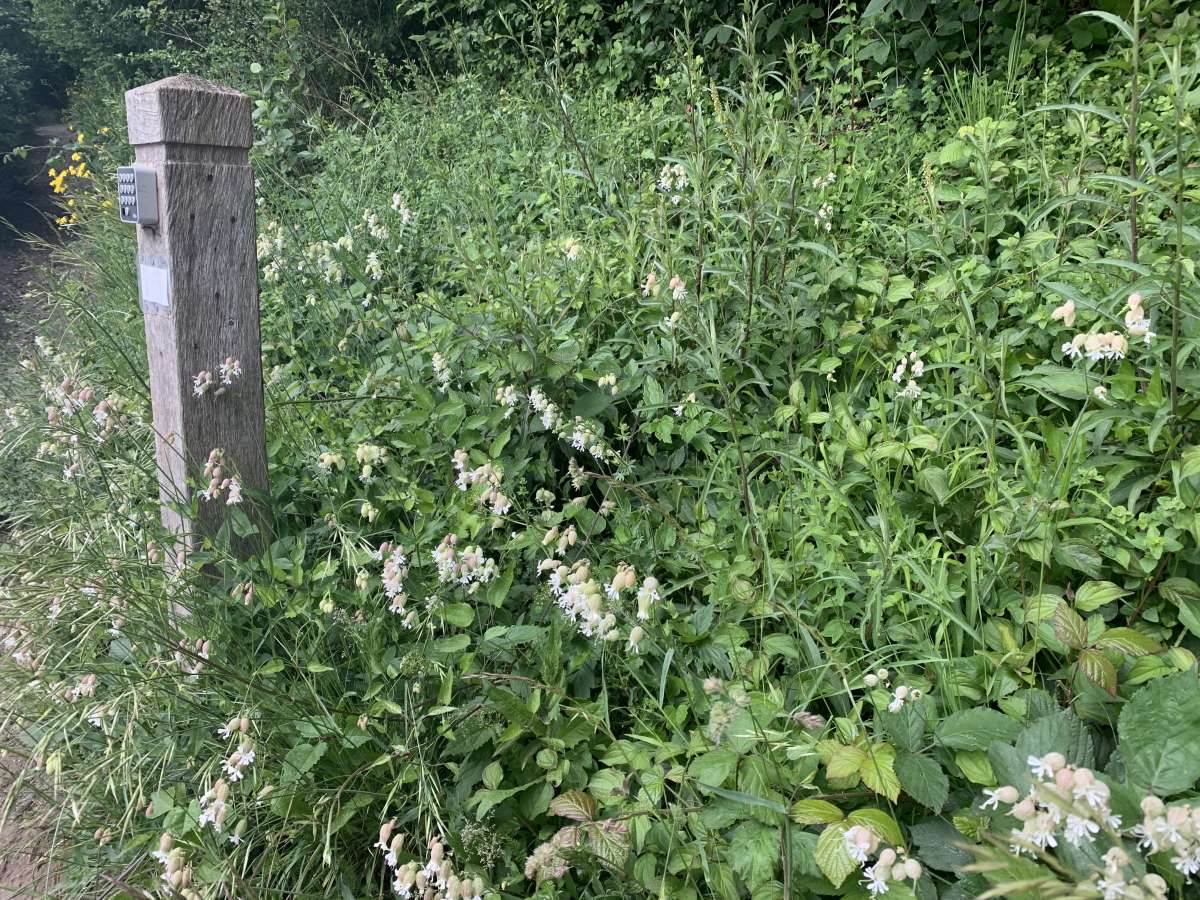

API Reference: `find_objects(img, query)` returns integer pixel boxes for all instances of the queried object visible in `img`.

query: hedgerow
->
[1,3,1199,899]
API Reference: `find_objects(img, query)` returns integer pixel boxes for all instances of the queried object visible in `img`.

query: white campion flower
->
[1050,298,1076,328]
[843,825,879,863]
[668,275,687,301]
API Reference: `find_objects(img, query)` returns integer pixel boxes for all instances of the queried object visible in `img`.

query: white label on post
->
[138,256,172,310]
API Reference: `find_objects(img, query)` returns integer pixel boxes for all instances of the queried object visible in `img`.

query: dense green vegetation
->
[2,2,1199,899]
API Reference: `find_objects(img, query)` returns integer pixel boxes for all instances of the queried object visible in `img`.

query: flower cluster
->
[364,208,390,242]
[391,193,416,226]
[221,741,256,783]
[538,557,619,641]
[379,542,411,616]
[521,386,621,465]
[890,351,925,399]
[1062,331,1128,362]
[192,358,242,399]
[984,754,1120,853]
[598,373,617,395]
[153,834,201,899]
[175,637,210,677]
[656,162,688,204]
[1134,796,1200,882]
[376,830,485,900]
[842,825,923,897]
[432,352,452,392]
[452,450,511,516]
[563,237,581,261]
[1058,291,1152,364]
[356,443,388,484]
[814,203,833,231]
[433,533,498,593]
[200,448,243,505]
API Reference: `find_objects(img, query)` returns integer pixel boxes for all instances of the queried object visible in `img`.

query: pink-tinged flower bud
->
[1141,795,1165,817]
[995,785,1020,804]
[889,863,909,882]
[877,848,896,867]
[1011,797,1036,821]
[389,834,403,857]
[1071,767,1093,789]
[159,833,174,855]
[904,859,922,880]
[1055,768,1075,790]
[239,716,250,733]
[78,388,94,403]
[1043,752,1066,772]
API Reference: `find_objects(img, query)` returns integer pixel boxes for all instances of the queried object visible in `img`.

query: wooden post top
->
[125,75,252,149]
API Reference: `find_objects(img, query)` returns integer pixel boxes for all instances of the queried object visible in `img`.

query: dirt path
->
[0,121,69,349]
[0,118,69,899]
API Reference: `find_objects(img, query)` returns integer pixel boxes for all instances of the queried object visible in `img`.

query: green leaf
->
[910,819,974,872]
[789,799,844,825]
[936,708,1020,751]
[895,753,948,811]
[954,750,996,786]
[814,823,856,889]
[1016,711,1095,769]
[876,701,925,753]
[859,744,900,802]
[689,749,738,787]
[1053,540,1104,578]
[1119,671,1200,795]
[846,808,904,845]
[915,466,950,503]
[280,741,327,786]
[549,789,596,822]
[1074,581,1128,612]
[441,603,474,627]
[1053,602,1088,650]
[1078,649,1117,695]
[432,634,470,654]
[729,822,778,888]
[1095,627,1162,656]
[825,744,866,779]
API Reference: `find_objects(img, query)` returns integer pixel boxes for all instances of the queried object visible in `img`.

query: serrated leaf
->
[910,819,974,871]
[1119,671,1200,795]
[1095,627,1162,656]
[876,702,925,753]
[1078,648,1117,695]
[1074,581,1128,612]
[689,748,738,787]
[859,744,900,802]
[895,752,948,811]
[549,789,596,823]
[790,799,844,825]
[936,708,1020,751]
[1016,711,1095,768]
[825,744,867,780]
[814,823,856,888]
[280,741,327,786]
[728,822,778,888]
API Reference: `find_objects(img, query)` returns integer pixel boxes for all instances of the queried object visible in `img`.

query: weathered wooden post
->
[123,75,269,558]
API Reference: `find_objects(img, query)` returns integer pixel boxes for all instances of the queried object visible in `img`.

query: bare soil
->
[0,118,70,899]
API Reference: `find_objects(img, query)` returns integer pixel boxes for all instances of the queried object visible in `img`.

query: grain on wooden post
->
[125,74,269,559]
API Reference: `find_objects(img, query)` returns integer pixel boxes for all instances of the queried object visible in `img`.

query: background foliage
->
[2,1,1200,899]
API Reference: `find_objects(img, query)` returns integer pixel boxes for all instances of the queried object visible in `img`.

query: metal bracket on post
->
[124,74,269,560]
